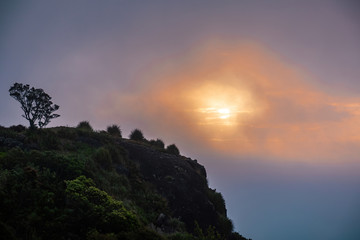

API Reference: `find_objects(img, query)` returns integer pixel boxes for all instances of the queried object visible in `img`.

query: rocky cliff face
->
[119,140,218,232]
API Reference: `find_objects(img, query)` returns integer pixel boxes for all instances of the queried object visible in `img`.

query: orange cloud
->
[99,41,360,163]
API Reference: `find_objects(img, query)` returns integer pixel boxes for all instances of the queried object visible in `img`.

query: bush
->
[77,121,93,131]
[229,232,249,240]
[107,125,122,137]
[207,189,226,215]
[166,144,180,155]
[149,139,165,149]
[65,176,140,233]
[129,129,144,141]
[56,127,78,140]
[117,228,166,240]
[106,144,125,165]
[93,147,113,170]
[168,233,195,240]
[217,214,234,237]
[9,125,27,132]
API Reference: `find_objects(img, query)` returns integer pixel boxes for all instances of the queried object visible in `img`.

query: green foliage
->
[117,228,166,240]
[9,82,60,129]
[56,126,78,140]
[166,144,180,155]
[129,128,144,141]
[65,176,140,233]
[205,225,223,240]
[0,125,247,240]
[77,121,93,131]
[167,232,196,240]
[29,150,86,179]
[132,189,169,222]
[107,124,122,137]
[193,221,224,240]
[25,128,60,150]
[93,147,113,170]
[193,221,205,239]
[87,229,117,240]
[106,144,126,165]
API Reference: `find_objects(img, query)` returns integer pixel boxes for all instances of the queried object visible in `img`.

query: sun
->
[217,108,230,119]
[181,81,258,127]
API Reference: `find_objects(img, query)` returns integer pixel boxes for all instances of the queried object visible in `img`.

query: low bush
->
[149,139,165,149]
[166,144,180,156]
[107,124,122,137]
[77,121,93,131]
[129,129,144,141]
[9,125,26,132]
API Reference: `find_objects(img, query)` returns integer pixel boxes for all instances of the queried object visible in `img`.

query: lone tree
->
[9,83,60,129]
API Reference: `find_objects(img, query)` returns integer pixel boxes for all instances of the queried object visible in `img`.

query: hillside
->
[0,124,249,240]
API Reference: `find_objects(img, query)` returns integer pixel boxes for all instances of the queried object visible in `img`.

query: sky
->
[1,0,360,239]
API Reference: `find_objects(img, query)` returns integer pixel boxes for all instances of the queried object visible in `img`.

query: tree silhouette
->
[129,128,144,141]
[9,83,60,129]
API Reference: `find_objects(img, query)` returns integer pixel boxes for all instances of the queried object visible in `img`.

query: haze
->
[1,1,360,239]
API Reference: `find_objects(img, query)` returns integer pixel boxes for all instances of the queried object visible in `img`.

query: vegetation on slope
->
[0,124,249,240]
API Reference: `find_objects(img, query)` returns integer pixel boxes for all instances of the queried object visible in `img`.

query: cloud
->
[97,41,360,163]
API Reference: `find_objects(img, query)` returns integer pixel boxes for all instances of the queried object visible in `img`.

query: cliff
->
[0,125,249,240]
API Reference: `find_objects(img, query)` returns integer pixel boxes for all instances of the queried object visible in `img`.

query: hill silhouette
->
[0,124,250,240]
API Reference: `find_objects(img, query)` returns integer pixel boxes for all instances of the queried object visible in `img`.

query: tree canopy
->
[9,83,60,129]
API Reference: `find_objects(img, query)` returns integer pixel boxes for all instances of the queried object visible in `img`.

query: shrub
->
[229,232,248,240]
[77,121,93,131]
[106,144,125,165]
[207,189,226,215]
[107,125,122,137]
[9,125,27,132]
[166,144,180,155]
[117,228,166,240]
[57,127,77,140]
[93,147,112,170]
[217,215,233,237]
[168,233,196,240]
[149,139,165,149]
[129,129,144,141]
[87,230,117,240]
[65,176,140,233]
[37,129,60,150]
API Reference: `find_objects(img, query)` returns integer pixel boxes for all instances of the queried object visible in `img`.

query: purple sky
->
[1,1,360,239]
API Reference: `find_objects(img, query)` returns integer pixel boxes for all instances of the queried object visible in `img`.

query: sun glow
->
[217,108,230,119]
[188,82,258,127]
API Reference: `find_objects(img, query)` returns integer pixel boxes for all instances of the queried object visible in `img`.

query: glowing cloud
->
[99,41,360,163]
